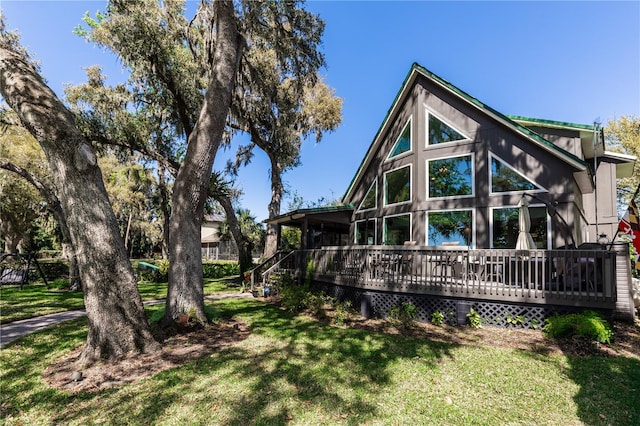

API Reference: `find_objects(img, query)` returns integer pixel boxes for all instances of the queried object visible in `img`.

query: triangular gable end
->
[489,153,545,194]
[387,118,412,159]
[342,63,588,204]
[427,112,468,145]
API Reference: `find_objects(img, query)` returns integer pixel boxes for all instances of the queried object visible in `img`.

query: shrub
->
[388,301,417,327]
[543,310,614,344]
[304,292,326,317]
[202,261,240,279]
[431,311,445,326]
[38,259,68,281]
[332,300,354,326]
[466,308,482,328]
[273,273,309,312]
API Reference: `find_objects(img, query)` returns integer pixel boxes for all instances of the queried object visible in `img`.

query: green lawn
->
[1,298,639,425]
[0,279,238,323]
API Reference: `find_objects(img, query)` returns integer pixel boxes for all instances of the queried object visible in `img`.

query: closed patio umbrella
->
[515,197,536,250]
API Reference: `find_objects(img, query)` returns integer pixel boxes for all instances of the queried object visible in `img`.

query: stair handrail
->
[248,250,290,291]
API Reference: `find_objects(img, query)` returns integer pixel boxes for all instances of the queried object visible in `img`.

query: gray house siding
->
[346,73,584,249]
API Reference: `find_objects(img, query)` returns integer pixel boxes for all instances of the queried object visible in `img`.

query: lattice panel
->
[312,282,612,329]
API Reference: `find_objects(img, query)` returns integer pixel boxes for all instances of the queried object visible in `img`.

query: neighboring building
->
[201,214,238,260]
[270,63,635,249]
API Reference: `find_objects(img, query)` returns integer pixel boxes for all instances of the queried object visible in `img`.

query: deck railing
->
[286,245,619,309]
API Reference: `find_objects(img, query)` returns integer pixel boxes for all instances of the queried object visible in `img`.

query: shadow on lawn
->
[3,299,640,425]
[1,298,461,425]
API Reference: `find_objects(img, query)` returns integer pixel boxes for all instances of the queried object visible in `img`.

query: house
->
[263,63,636,324]
[201,214,238,260]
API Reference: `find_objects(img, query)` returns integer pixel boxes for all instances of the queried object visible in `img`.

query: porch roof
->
[267,205,354,227]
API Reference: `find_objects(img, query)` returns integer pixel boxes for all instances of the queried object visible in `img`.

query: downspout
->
[593,121,600,239]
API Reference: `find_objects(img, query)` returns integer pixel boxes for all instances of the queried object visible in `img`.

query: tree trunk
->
[263,159,284,258]
[163,1,243,326]
[158,165,171,260]
[0,39,159,365]
[217,194,252,275]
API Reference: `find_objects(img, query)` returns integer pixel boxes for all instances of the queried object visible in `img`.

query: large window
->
[355,219,376,245]
[491,206,549,249]
[427,112,467,145]
[388,119,411,159]
[384,165,411,205]
[426,210,473,247]
[358,180,377,211]
[383,214,411,245]
[427,154,473,198]
[490,153,543,193]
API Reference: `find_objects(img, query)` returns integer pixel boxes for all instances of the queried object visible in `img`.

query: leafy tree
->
[0,120,83,289]
[605,115,640,207]
[73,0,337,326]
[227,58,343,258]
[99,154,163,258]
[0,21,159,363]
[208,171,255,274]
[0,127,43,252]
[74,0,243,325]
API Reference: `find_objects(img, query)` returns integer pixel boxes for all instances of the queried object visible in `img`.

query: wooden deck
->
[257,245,631,311]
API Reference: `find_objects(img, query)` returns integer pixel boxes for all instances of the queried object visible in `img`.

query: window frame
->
[384,164,412,206]
[488,152,546,195]
[426,153,475,200]
[386,117,413,161]
[357,179,377,212]
[425,109,470,147]
[383,213,412,246]
[425,208,475,248]
[355,218,377,245]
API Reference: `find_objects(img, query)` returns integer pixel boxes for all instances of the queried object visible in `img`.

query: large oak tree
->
[0,23,159,364]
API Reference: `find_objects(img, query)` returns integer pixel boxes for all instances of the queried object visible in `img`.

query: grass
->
[1,297,639,425]
[0,279,238,323]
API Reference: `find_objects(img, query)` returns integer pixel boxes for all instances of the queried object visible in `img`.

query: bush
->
[431,311,445,326]
[202,261,239,279]
[543,310,614,344]
[387,301,417,327]
[331,299,354,326]
[37,259,68,281]
[273,273,309,312]
[139,259,240,283]
[466,308,482,328]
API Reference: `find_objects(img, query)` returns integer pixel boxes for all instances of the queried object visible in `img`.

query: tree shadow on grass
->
[2,298,461,425]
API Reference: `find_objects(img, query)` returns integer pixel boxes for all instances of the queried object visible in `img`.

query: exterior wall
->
[580,161,620,242]
[346,74,582,249]
[521,126,584,160]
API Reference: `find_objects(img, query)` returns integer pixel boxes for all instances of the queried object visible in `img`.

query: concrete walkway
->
[0,292,254,348]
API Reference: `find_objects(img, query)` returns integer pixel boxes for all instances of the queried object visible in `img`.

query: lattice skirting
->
[312,282,613,329]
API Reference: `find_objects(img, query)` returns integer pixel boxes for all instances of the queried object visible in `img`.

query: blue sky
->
[2,1,639,221]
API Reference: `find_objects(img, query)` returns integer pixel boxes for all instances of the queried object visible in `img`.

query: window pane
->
[428,156,472,198]
[428,114,465,145]
[427,210,473,246]
[359,182,376,211]
[389,121,411,158]
[356,219,376,245]
[491,157,538,192]
[385,166,410,205]
[492,207,548,248]
[384,214,411,245]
